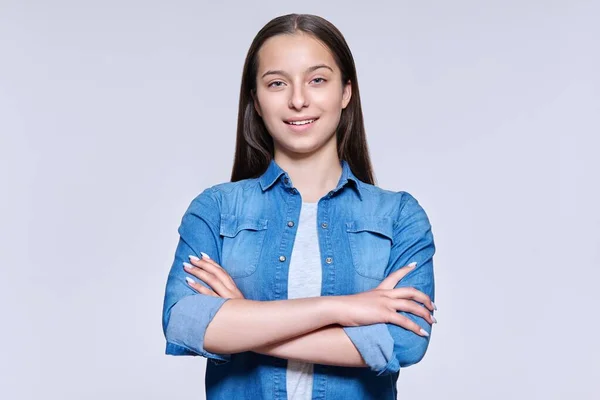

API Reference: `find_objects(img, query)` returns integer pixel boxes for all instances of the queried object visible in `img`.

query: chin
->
[276,138,333,156]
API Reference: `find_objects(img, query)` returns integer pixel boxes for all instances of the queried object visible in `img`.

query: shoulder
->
[211,177,261,195]
[358,181,431,225]
[189,177,260,202]
[184,177,261,214]
[178,178,261,231]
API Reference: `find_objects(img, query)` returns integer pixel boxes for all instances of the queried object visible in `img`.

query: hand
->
[333,262,436,336]
[183,253,245,299]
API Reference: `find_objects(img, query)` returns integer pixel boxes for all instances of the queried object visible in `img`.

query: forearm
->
[204,297,337,354]
[250,324,367,368]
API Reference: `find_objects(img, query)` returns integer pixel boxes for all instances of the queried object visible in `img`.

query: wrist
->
[320,295,344,325]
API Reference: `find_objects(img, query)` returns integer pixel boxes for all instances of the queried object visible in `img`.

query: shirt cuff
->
[343,323,399,376]
[165,294,232,363]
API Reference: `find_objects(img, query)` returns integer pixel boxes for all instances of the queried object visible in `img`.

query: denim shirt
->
[162,159,436,400]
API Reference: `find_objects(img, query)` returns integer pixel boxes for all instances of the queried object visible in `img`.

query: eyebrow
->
[261,64,334,79]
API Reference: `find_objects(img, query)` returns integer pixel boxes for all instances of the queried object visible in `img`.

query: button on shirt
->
[161,159,436,400]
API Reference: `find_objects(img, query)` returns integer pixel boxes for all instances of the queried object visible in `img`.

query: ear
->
[251,90,262,117]
[341,80,352,109]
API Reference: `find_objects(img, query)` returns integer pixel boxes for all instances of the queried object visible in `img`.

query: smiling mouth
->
[284,118,318,126]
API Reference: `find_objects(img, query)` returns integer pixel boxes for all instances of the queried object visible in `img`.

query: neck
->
[274,151,342,203]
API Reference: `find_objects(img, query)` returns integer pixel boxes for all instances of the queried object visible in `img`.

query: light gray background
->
[1,1,598,399]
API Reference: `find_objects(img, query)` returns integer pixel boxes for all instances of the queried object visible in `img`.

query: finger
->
[184,276,219,297]
[191,253,226,272]
[189,254,220,268]
[188,255,238,291]
[189,254,222,270]
[200,253,225,270]
[191,258,239,292]
[388,312,431,337]
[386,287,435,312]
[377,262,417,290]
[187,258,246,299]
[183,262,232,297]
[388,299,436,325]
[196,282,221,297]
[198,285,220,297]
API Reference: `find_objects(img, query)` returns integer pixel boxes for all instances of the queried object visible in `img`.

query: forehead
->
[257,33,338,73]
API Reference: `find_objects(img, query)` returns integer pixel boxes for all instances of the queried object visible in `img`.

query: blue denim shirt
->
[162,159,436,399]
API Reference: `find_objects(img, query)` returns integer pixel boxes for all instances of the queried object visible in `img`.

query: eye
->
[311,77,327,84]
[268,81,285,88]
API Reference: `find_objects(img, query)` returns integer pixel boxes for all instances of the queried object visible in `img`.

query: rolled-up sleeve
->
[162,188,232,364]
[343,191,436,376]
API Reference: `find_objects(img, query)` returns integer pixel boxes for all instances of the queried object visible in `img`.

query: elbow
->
[372,341,429,376]
[386,317,433,370]
[398,338,430,368]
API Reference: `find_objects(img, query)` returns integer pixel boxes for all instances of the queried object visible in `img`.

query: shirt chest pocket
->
[220,214,269,278]
[346,217,394,280]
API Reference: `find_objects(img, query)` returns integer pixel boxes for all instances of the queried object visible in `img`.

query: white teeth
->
[287,119,315,125]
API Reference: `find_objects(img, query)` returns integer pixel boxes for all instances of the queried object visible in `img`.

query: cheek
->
[314,89,344,111]
[256,90,284,108]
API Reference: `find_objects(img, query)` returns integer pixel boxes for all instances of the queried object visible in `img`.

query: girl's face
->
[253,33,352,160]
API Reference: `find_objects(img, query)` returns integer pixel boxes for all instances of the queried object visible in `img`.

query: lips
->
[284,117,319,125]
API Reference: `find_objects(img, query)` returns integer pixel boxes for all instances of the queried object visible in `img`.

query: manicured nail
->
[185,277,195,285]
[183,262,193,270]
[200,252,211,260]
[189,255,200,262]
[431,315,437,324]
[432,301,437,310]
[407,262,417,268]
[420,328,429,337]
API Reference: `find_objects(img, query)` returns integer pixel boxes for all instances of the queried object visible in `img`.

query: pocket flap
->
[345,217,394,241]
[220,214,268,238]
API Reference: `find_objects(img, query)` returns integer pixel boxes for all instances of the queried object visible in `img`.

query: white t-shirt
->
[286,202,322,400]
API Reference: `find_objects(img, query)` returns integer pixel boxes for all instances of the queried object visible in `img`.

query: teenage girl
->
[162,13,437,400]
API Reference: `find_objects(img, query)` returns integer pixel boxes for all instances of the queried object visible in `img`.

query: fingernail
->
[183,262,193,270]
[432,301,437,310]
[185,277,195,285]
[431,315,437,324]
[407,262,417,268]
[200,252,211,260]
[189,255,200,262]
[420,328,429,337]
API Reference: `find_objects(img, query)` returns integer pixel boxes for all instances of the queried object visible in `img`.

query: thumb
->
[376,262,417,290]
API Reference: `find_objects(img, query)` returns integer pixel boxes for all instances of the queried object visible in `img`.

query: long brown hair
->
[230,13,375,185]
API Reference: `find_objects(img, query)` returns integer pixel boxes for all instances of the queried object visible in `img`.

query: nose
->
[288,83,309,110]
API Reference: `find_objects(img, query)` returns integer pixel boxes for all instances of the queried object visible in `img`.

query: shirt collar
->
[258,159,363,200]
